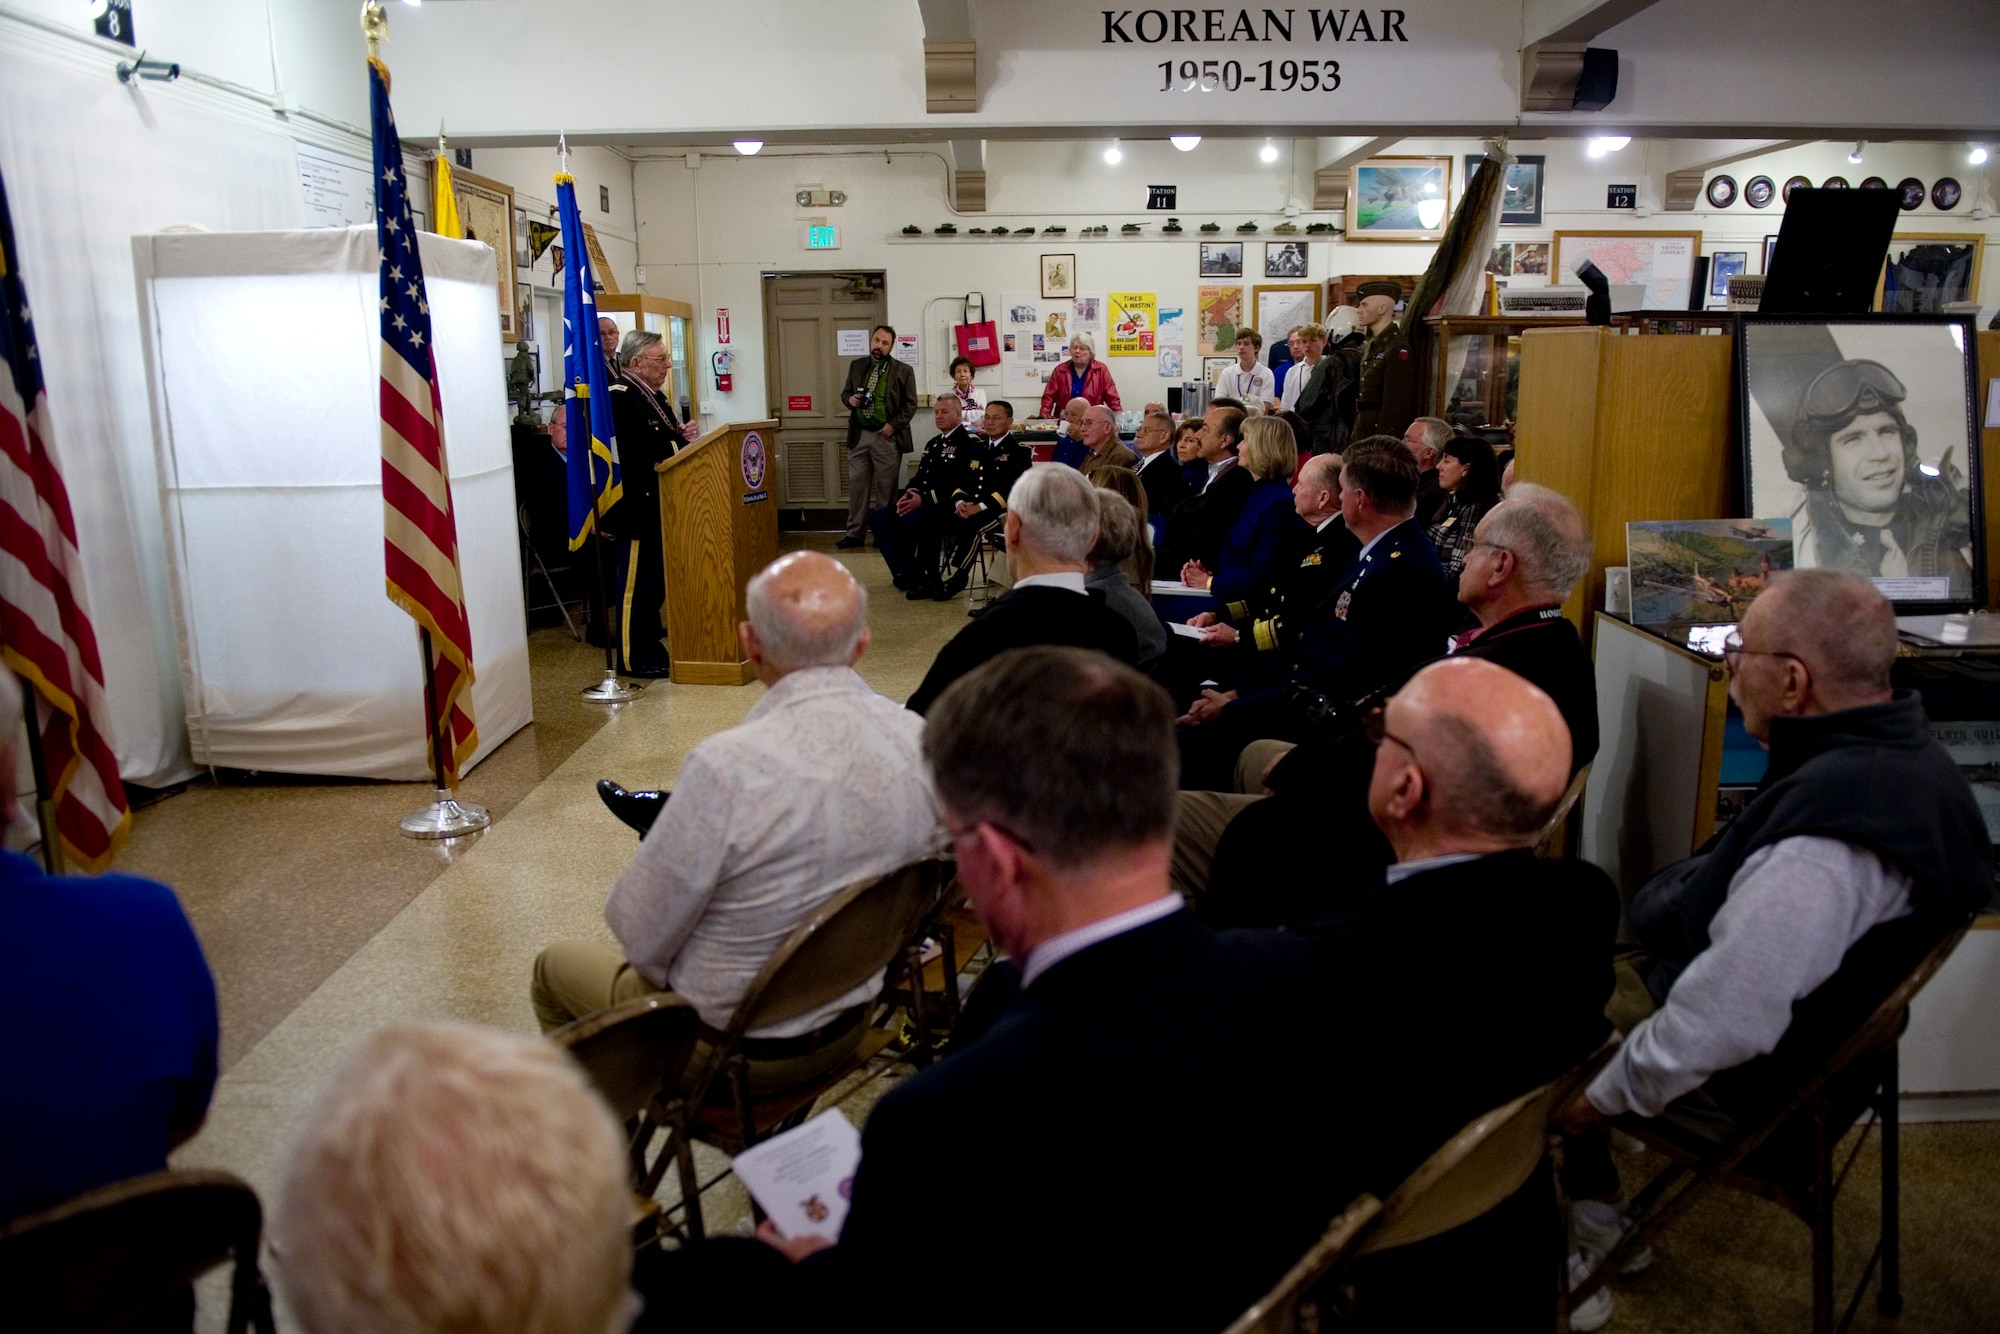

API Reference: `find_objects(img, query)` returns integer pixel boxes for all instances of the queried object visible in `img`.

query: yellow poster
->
[1106,291,1157,356]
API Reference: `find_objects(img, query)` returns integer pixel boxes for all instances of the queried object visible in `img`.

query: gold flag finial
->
[360,0,388,61]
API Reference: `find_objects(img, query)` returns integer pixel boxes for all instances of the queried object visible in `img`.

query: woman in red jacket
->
[1039,334,1123,418]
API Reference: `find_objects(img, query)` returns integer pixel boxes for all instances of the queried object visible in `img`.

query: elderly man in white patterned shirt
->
[533,551,942,1090]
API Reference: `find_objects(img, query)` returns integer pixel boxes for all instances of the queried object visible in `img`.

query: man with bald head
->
[1305,656,1619,1327]
[1561,570,1988,1180]
[1076,403,1138,480]
[533,551,941,1088]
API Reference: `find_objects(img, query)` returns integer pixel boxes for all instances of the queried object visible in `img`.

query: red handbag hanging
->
[954,292,1001,367]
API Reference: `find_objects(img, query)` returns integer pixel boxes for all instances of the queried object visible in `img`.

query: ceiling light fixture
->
[1170,135,1201,151]
[733,140,763,156]
[1104,142,1123,164]
[1848,141,1866,164]
[1587,135,1630,158]
[1259,141,1279,164]
[1971,145,1990,165]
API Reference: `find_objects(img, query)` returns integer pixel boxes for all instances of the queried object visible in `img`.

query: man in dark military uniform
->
[938,398,1032,599]
[870,396,982,598]
[1350,280,1422,443]
[605,329,697,676]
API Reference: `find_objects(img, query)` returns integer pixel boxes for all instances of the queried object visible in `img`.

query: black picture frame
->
[1763,235,1779,271]
[1263,241,1308,278]
[1709,251,1747,298]
[1897,178,1926,211]
[1465,154,1545,226]
[1745,175,1775,209]
[1782,175,1813,204]
[1199,242,1244,278]
[1932,178,1963,210]
[1735,313,1982,612]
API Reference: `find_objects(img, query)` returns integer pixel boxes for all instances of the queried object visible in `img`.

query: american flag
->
[369,58,477,785]
[0,165,130,870]
[557,173,620,550]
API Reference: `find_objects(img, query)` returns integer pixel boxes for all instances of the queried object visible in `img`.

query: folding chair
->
[0,1169,277,1334]
[943,517,1007,612]
[878,869,993,1063]
[550,994,703,1243]
[1534,763,1592,859]
[1573,918,1973,1334]
[1220,1195,1383,1334]
[639,858,946,1238]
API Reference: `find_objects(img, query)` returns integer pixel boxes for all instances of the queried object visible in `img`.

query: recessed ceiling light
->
[1170,136,1201,151]
[1848,141,1866,164]
[1259,141,1279,164]
[733,140,763,156]
[1104,142,1123,165]
[1971,145,1990,165]
[1588,135,1630,157]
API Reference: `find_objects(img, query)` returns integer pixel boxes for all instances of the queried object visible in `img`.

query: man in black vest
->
[1304,655,1619,1329]
[605,329,698,676]
[760,647,1358,1332]
[906,467,1136,714]
[1558,571,1990,1320]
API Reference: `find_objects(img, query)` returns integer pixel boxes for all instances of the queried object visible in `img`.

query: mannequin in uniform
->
[607,329,699,677]
[1350,280,1421,443]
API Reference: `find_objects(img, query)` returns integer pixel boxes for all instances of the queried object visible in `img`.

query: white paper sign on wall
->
[836,328,868,356]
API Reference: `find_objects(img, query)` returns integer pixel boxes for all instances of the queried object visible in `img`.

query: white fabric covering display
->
[0,48,314,786]
[134,228,531,780]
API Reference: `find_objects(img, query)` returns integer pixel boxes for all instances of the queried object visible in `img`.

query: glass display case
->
[1426,312,1737,430]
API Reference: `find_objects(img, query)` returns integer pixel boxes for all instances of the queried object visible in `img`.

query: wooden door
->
[762,272,886,518]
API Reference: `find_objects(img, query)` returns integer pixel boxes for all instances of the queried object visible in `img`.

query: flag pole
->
[397,627,490,838]
[563,128,638,703]
[17,677,64,874]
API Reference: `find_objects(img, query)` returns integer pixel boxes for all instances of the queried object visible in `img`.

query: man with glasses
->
[755,647,1356,1331]
[1300,656,1618,1328]
[1129,408,1190,527]
[1782,358,1972,595]
[1557,571,1989,1317]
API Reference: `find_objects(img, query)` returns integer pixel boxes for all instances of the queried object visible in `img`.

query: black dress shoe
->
[623,662,674,679]
[835,535,865,549]
[597,780,669,837]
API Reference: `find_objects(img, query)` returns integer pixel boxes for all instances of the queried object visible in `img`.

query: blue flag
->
[557,174,619,550]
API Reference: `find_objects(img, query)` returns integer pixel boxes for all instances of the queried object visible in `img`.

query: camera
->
[850,385,874,413]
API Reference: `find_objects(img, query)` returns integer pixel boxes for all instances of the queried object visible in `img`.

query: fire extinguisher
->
[711,349,733,393]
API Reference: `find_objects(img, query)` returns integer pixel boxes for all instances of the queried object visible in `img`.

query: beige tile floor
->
[150,533,1998,1333]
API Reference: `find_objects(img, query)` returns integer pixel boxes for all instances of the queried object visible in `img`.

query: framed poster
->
[1040,253,1076,299]
[448,168,517,340]
[1195,284,1244,355]
[1763,234,1780,271]
[1106,291,1157,356]
[1551,230,1702,310]
[1348,156,1452,241]
[1737,314,1981,609]
[1876,233,1984,313]
[1264,241,1309,278]
[1202,356,1236,389]
[1251,284,1320,358]
[1200,242,1244,278]
[1709,251,1748,299]
[1466,154,1545,226]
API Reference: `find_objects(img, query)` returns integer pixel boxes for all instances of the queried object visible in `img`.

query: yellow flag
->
[432,154,464,240]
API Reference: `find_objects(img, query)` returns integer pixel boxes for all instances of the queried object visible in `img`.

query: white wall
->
[635,134,2000,429]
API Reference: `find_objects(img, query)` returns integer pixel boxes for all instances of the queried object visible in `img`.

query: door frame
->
[761,269,888,529]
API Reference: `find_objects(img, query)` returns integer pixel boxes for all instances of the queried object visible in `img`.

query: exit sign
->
[805,224,841,250]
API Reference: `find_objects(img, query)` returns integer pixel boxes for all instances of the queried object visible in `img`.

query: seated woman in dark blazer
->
[1178,415,1309,603]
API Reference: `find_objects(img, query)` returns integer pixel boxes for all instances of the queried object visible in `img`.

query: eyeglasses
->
[1800,359,1907,421]
[1720,628,1804,673]
[944,817,1040,856]
[1361,706,1421,764]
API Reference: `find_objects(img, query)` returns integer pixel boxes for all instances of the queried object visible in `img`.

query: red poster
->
[787,394,812,411]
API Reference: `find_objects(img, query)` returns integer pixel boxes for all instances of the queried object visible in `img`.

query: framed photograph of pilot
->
[1736,314,1981,610]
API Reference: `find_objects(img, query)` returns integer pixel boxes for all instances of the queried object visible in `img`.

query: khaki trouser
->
[845,431,902,539]
[1166,739,1297,904]
[532,941,864,1096]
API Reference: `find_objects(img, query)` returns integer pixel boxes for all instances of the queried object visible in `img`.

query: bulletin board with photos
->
[999,290,1108,408]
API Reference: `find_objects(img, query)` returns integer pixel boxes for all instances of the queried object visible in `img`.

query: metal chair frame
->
[0,1168,277,1334]
[1572,921,1973,1334]
[635,859,946,1239]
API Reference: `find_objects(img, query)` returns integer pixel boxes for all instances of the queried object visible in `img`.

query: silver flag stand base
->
[399,789,491,839]
[580,671,643,703]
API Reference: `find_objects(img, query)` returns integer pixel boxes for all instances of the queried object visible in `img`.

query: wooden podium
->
[655,420,780,685]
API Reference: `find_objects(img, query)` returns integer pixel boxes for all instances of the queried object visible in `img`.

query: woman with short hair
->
[946,356,985,411]
[1038,333,1123,417]
[1425,434,1504,578]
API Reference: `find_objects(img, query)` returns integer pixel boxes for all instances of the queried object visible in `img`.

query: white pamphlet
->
[1152,579,1209,595]
[730,1108,862,1241]
[1170,620,1206,638]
